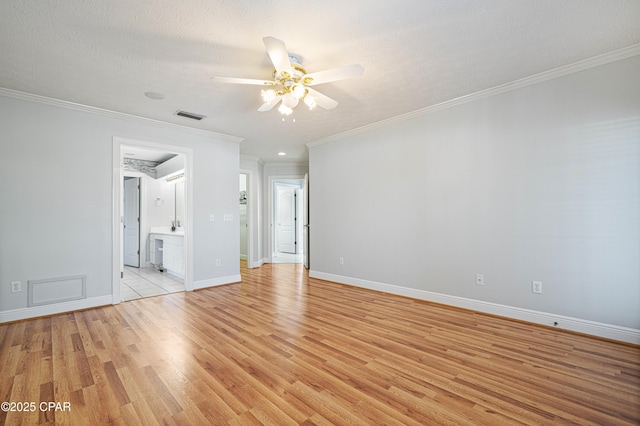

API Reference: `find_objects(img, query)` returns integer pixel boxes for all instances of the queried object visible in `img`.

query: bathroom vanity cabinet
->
[149,229,184,278]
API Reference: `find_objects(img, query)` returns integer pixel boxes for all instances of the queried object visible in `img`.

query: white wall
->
[145,175,178,230]
[0,93,241,318]
[309,55,640,339]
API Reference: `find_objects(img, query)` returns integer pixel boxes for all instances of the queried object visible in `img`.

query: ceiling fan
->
[215,36,364,116]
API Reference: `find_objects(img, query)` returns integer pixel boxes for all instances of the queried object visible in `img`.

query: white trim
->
[309,270,640,345]
[0,296,113,324]
[240,154,264,165]
[113,137,195,304]
[112,141,122,304]
[250,259,265,269]
[122,171,149,268]
[240,169,255,268]
[193,275,241,290]
[263,160,308,169]
[0,87,244,143]
[307,44,640,148]
[267,175,305,264]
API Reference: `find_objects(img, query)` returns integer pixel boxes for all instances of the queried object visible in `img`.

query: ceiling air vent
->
[175,110,206,120]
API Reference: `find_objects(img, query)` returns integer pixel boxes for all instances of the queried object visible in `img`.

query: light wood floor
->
[1,262,638,425]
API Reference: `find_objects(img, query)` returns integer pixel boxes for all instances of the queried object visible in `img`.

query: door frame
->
[274,183,298,255]
[112,136,194,304]
[303,173,309,269]
[239,169,255,268]
[122,170,149,268]
[267,175,305,263]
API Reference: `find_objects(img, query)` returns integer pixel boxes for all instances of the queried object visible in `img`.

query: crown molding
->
[263,159,309,168]
[240,154,265,166]
[307,44,640,149]
[0,87,244,143]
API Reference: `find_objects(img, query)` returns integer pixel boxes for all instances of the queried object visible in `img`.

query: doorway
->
[239,173,248,264]
[271,178,304,264]
[239,170,256,268]
[112,138,193,304]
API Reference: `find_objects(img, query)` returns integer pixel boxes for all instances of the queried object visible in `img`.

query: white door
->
[303,173,309,269]
[276,185,296,254]
[123,177,140,267]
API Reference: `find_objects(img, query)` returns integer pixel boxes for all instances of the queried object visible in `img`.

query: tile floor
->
[272,251,304,264]
[121,266,184,301]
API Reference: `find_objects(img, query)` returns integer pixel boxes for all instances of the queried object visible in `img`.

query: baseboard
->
[309,270,640,345]
[193,274,241,290]
[0,295,113,323]
[249,259,265,269]
[240,254,247,261]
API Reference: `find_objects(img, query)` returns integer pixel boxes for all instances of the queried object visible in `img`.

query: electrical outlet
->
[339,257,344,265]
[532,280,542,294]
[11,281,21,293]
[210,214,215,222]
[476,274,484,286]
[216,259,221,267]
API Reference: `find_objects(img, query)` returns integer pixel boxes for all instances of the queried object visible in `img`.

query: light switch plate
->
[532,280,542,294]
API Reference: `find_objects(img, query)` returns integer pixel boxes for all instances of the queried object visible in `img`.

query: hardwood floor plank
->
[118,402,143,426]
[38,381,55,425]
[155,358,239,423]
[228,410,263,426]
[289,380,373,426]
[103,361,130,407]
[143,365,183,415]
[129,398,161,426]
[0,261,638,424]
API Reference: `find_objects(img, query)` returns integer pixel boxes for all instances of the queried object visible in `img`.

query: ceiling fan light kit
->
[216,36,364,116]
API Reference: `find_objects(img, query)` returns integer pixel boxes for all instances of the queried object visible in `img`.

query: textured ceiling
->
[1,1,639,162]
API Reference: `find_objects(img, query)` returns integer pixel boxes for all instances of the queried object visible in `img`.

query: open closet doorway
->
[112,138,193,303]
[239,170,255,269]
[239,173,248,266]
[271,178,305,264]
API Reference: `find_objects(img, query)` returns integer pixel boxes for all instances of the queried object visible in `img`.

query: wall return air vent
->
[175,110,206,120]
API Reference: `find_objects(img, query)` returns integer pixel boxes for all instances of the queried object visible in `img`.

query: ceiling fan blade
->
[214,77,274,86]
[303,64,364,86]
[263,36,292,76]
[306,87,338,110]
[258,95,282,112]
